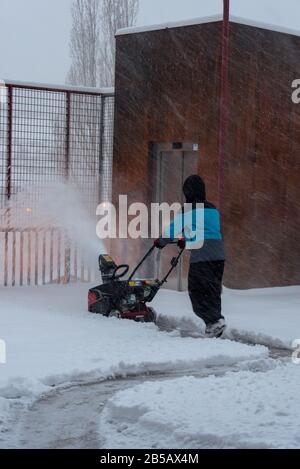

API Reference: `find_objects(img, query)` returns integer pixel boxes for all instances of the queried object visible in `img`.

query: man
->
[154,175,226,338]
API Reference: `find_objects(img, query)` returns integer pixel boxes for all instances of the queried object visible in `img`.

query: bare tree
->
[67,0,100,87]
[99,0,139,87]
[67,0,139,87]
[66,0,138,206]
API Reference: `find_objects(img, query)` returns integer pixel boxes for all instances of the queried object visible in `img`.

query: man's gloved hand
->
[177,238,186,250]
[154,238,165,249]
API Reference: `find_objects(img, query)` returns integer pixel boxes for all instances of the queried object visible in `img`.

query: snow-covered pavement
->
[0,284,267,391]
[0,283,299,448]
[100,364,300,449]
[99,287,300,449]
[0,283,269,448]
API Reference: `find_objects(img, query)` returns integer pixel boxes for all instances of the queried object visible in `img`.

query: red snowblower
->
[88,241,185,323]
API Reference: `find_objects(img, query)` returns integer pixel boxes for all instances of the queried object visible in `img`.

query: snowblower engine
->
[88,242,185,323]
[88,254,159,322]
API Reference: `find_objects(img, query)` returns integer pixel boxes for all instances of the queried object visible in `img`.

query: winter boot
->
[205,319,226,338]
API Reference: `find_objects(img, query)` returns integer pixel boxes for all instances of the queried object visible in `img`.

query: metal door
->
[153,143,199,291]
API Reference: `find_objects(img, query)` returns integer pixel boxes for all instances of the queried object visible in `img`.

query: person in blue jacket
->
[154,175,226,338]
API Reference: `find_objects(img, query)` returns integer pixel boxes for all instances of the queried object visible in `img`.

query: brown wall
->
[225,23,300,287]
[112,22,222,269]
[113,20,300,289]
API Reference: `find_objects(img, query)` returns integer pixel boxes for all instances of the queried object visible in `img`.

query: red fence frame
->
[218,0,230,211]
[0,80,114,286]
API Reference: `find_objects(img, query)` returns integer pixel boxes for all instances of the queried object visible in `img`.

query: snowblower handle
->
[159,245,185,287]
[128,242,185,285]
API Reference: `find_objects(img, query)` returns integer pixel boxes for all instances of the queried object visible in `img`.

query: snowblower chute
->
[88,241,185,323]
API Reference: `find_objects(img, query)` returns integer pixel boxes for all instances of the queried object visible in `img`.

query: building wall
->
[112,22,222,270]
[225,23,300,287]
[113,20,300,289]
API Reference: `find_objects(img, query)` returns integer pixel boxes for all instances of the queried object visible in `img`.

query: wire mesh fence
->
[0,81,114,286]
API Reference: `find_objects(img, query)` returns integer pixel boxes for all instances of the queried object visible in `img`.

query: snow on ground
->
[99,363,300,449]
[0,396,10,424]
[1,282,299,448]
[99,285,300,449]
[153,286,300,349]
[0,284,267,436]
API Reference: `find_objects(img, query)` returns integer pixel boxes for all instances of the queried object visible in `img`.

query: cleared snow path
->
[6,345,288,449]
[0,284,296,449]
[11,370,229,449]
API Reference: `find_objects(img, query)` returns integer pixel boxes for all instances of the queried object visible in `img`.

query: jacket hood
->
[183,175,206,203]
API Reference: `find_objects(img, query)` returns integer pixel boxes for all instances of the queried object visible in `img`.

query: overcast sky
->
[0,0,300,85]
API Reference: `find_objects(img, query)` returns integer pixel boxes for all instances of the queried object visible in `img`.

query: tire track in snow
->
[11,366,234,449]
[10,350,288,449]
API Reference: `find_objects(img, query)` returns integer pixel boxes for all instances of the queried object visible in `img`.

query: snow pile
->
[99,363,300,449]
[153,286,300,349]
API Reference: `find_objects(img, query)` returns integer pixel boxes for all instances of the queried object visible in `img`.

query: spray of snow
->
[0,181,105,263]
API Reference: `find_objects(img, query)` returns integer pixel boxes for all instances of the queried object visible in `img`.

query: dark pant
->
[188,261,225,325]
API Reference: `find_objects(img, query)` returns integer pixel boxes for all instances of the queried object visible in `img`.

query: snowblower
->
[88,241,185,323]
